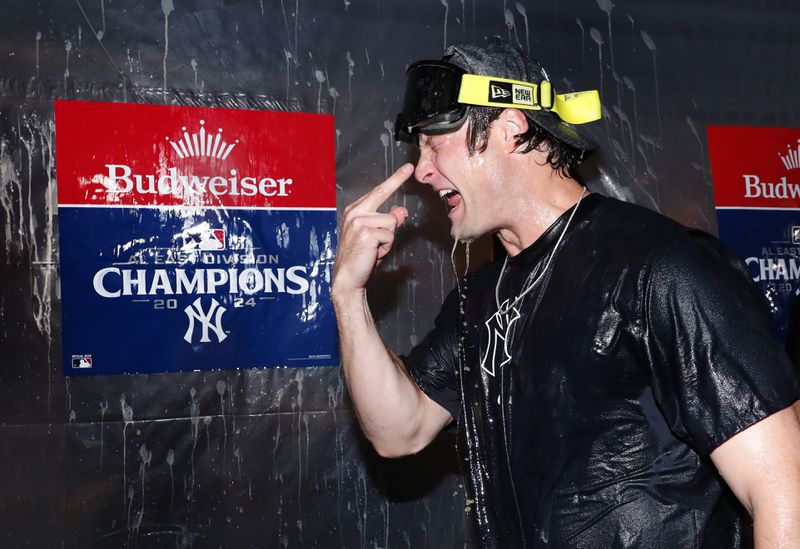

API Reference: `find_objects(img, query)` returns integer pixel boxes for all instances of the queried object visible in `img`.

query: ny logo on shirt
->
[480,300,521,377]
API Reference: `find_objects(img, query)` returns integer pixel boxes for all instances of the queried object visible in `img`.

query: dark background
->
[0,0,798,547]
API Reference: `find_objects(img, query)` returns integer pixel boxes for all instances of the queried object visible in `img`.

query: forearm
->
[712,404,800,549]
[753,492,800,549]
[751,435,800,549]
[333,288,445,457]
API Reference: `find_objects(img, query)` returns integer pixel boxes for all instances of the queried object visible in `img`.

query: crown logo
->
[779,139,800,171]
[165,120,238,160]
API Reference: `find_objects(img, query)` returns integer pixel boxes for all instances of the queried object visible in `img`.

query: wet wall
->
[1,0,798,547]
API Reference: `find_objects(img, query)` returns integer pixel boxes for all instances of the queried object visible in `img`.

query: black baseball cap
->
[396,36,599,152]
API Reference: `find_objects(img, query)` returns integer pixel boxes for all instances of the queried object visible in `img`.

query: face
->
[414,124,505,242]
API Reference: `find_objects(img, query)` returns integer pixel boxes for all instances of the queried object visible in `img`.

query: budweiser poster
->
[708,125,800,343]
[55,100,338,376]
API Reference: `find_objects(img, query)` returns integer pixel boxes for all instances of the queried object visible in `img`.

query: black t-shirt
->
[403,194,799,549]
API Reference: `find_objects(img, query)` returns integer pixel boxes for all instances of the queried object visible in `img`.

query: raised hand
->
[333,163,414,295]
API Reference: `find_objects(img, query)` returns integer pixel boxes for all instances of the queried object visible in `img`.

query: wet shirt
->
[403,194,800,548]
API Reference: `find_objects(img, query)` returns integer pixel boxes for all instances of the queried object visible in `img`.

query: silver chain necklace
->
[494,187,587,316]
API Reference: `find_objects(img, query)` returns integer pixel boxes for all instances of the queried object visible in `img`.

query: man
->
[332,37,800,548]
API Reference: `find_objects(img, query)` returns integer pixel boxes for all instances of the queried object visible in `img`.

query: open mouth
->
[438,189,462,214]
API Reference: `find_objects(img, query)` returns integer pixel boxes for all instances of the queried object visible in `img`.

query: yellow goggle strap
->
[457,74,601,125]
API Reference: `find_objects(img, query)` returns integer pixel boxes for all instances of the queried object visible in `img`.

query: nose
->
[414,147,436,186]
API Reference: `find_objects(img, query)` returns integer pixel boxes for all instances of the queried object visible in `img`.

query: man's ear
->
[496,108,530,152]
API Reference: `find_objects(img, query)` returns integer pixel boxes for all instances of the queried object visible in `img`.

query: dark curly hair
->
[465,107,583,180]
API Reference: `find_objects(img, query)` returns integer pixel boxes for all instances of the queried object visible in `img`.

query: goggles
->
[394,60,601,143]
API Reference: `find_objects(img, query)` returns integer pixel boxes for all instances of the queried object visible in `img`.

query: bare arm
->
[711,401,800,548]
[333,164,452,457]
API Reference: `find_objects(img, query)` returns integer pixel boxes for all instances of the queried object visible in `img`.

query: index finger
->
[353,163,414,213]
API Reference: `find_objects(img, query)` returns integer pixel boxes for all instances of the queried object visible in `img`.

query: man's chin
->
[450,224,480,244]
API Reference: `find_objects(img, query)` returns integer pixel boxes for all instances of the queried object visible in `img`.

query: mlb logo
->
[210,229,225,249]
[72,355,93,369]
[178,223,226,251]
[792,226,800,245]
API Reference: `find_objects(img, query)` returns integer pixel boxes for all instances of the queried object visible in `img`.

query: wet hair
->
[465,106,582,180]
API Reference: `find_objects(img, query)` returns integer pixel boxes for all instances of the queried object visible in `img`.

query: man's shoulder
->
[586,195,748,282]
[591,195,687,239]
[591,195,729,255]
[582,195,691,262]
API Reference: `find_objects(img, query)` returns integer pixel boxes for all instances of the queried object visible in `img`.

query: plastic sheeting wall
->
[0,0,798,547]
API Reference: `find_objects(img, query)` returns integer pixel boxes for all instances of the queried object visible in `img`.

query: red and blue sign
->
[708,125,800,343]
[55,100,338,376]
